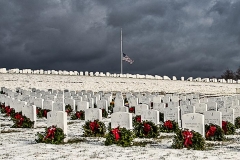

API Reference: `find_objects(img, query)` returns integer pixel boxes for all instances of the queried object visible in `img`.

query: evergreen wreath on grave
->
[222,121,236,135]
[102,108,108,118]
[11,112,34,128]
[234,117,240,129]
[159,112,164,122]
[205,123,225,141]
[83,120,106,137]
[132,115,141,127]
[134,120,159,138]
[35,125,66,144]
[42,109,51,118]
[65,104,73,115]
[1,105,15,117]
[129,106,135,113]
[105,126,135,147]
[0,103,5,113]
[71,110,85,120]
[160,120,179,133]
[36,107,43,118]
[172,129,205,150]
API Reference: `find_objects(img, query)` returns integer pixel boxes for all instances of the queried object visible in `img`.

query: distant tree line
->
[220,66,240,80]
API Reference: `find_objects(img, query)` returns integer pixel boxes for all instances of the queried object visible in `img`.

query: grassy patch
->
[159,135,175,139]
[133,140,159,147]
[65,138,87,144]
[1,124,11,127]
[67,121,75,125]
[1,130,21,133]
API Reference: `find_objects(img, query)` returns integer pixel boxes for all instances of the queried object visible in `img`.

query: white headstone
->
[76,101,89,111]
[141,110,159,124]
[85,108,102,121]
[113,106,129,113]
[47,111,67,135]
[204,111,222,126]
[22,104,36,128]
[111,112,133,129]
[182,113,205,137]
[219,108,235,125]
[43,100,54,111]
[164,107,181,127]
[53,102,64,112]
[207,102,217,111]
[135,104,149,115]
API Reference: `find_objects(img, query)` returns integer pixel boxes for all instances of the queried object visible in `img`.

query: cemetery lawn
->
[1,114,240,160]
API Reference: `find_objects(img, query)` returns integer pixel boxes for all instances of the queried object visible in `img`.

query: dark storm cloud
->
[0,0,240,78]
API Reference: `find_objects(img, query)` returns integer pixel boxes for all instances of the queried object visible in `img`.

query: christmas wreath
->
[102,109,108,118]
[71,110,85,120]
[82,120,106,137]
[40,109,51,118]
[134,120,159,138]
[129,107,135,113]
[11,112,34,128]
[160,120,179,133]
[65,104,73,115]
[205,123,225,141]
[222,121,235,135]
[35,108,49,118]
[35,125,66,144]
[172,129,205,150]
[1,105,15,117]
[132,115,141,127]
[105,126,135,147]
[235,117,240,129]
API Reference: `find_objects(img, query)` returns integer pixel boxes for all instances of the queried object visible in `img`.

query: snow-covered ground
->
[1,73,240,160]
[0,73,239,94]
[1,116,240,160]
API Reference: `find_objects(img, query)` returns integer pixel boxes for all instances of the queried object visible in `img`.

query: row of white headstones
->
[1,87,240,138]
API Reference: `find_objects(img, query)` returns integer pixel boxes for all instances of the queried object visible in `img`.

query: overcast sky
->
[1,0,240,78]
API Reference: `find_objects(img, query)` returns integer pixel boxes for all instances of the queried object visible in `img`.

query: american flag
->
[122,53,134,64]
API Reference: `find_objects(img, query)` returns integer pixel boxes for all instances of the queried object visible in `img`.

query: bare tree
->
[220,69,235,80]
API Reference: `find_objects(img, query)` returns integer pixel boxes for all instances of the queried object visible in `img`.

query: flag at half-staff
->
[122,53,134,64]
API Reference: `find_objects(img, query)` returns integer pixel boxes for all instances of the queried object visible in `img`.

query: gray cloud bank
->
[0,0,240,78]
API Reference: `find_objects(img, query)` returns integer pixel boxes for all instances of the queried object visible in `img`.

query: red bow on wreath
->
[43,110,48,118]
[15,113,22,119]
[182,130,193,148]
[143,123,151,135]
[164,120,173,130]
[90,121,99,132]
[222,121,227,134]
[4,106,10,113]
[136,116,141,123]
[36,108,39,115]
[76,112,82,119]
[15,113,24,127]
[129,107,134,113]
[44,126,56,140]
[111,128,120,141]
[5,107,12,116]
[206,126,217,137]
[65,109,71,115]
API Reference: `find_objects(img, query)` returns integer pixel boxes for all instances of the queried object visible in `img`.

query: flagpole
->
[120,28,123,74]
